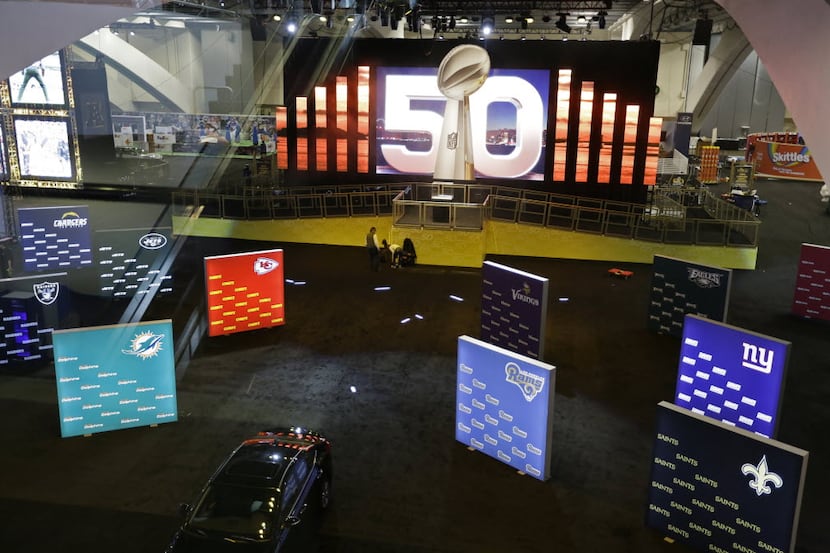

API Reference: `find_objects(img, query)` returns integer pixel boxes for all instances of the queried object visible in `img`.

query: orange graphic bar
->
[598,93,617,184]
[336,75,348,172]
[575,82,594,183]
[275,106,288,169]
[620,105,639,185]
[315,86,328,172]
[357,66,370,173]
[296,96,308,171]
[553,69,572,182]
[644,116,662,185]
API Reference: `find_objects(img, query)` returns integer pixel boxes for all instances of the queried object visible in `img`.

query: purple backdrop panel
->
[480,260,549,360]
[675,314,790,439]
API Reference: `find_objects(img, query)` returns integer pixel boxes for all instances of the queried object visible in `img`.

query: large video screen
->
[675,314,791,438]
[13,116,75,181]
[647,401,808,553]
[18,205,93,272]
[456,335,556,481]
[204,249,285,337]
[53,320,178,438]
[8,51,67,107]
[376,67,549,180]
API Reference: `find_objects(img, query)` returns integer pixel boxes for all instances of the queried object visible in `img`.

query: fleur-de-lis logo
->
[741,455,783,497]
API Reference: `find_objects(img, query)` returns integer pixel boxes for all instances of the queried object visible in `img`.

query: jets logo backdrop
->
[204,249,285,337]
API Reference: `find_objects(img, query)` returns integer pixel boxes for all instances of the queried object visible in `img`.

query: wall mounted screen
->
[675,314,790,438]
[204,249,285,337]
[13,116,75,181]
[53,319,178,438]
[17,205,93,272]
[8,51,67,108]
[480,261,549,360]
[648,255,732,337]
[647,401,808,553]
[456,335,555,481]
[792,243,830,321]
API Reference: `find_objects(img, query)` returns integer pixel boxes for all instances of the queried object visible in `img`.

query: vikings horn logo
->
[33,281,59,305]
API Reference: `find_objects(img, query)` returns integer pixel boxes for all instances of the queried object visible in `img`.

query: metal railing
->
[172,183,760,248]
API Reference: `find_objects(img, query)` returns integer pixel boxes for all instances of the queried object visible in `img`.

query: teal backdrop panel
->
[53,319,177,438]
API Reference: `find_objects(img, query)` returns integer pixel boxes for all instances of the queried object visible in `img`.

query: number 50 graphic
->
[380,71,548,179]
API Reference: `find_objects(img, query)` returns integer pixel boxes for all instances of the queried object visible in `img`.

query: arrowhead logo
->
[254,257,279,275]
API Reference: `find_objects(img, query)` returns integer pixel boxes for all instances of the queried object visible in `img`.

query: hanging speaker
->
[692,19,712,45]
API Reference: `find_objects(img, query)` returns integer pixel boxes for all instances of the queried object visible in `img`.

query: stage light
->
[272,14,281,22]
[525,16,534,24]
[481,15,494,35]
[505,16,514,23]
[556,13,571,34]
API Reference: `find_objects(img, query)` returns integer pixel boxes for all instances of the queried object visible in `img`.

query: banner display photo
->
[647,401,808,553]
[456,335,555,481]
[648,255,732,338]
[480,261,549,360]
[53,320,177,438]
[204,249,284,337]
[675,314,791,439]
[792,243,830,321]
[753,141,823,182]
[17,205,93,272]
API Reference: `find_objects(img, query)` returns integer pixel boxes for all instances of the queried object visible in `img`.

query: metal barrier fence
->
[172,183,760,248]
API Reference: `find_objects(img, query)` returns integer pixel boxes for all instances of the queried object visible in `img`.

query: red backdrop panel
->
[792,243,830,321]
[204,249,285,337]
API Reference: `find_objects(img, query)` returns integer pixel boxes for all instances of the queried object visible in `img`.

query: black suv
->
[165,427,332,552]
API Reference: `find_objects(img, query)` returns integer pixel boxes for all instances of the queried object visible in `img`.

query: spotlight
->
[272,14,281,22]
[505,16,514,23]
[555,13,571,34]
[286,20,297,33]
[481,15,494,35]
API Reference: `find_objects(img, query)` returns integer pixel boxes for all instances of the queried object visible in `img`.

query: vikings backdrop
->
[278,38,660,203]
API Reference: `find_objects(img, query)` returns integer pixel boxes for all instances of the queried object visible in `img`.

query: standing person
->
[366,227,380,271]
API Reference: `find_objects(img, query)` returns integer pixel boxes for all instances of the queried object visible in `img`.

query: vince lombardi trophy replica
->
[433,44,491,183]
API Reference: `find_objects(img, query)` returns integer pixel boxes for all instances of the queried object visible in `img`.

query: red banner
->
[204,249,285,337]
[752,140,824,181]
[792,243,830,321]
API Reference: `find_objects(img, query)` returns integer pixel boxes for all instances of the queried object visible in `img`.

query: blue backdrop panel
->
[647,402,808,553]
[480,261,549,360]
[456,335,555,481]
[18,205,93,272]
[53,319,177,438]
[647,255,732,337]
[675,314,790,439]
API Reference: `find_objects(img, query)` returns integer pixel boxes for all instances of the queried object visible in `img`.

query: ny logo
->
[741,343,774,374]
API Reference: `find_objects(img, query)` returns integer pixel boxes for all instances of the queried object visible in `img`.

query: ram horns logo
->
[33,281,59,305]
[254,257,280,275]
[122,331,165,360]
[505,362,545,402]
[139,232,168,250]
[741,455,783,497]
